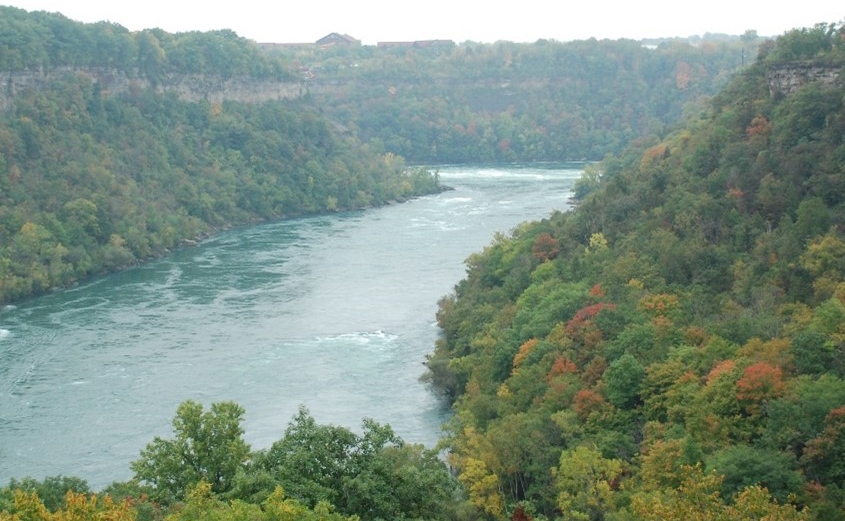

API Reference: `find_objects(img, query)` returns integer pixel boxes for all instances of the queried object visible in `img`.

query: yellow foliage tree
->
[449,426,505,519]
[0,490,135,521]
[629,464,808,521]
[459,458,505,518]
[164,481,357,521]
[554,445,623,521]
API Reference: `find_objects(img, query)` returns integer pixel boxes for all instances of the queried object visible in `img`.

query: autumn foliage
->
[424,23,845,520]
[531,233,560,262]
[735,362,786,409]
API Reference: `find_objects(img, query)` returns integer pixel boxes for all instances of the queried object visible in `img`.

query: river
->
[0,164,581,489]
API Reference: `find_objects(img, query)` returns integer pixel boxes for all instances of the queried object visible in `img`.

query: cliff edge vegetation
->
[423,21,845,520]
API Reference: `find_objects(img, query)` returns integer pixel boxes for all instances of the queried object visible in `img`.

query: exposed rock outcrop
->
[765,63,840,96]
[1,67,307,110]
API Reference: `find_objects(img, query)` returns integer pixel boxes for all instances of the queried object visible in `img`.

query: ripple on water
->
[314,330,398,349]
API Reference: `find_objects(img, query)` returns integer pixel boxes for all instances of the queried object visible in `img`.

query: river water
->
[0,164,581,489]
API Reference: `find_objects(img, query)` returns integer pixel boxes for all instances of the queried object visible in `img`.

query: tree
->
[554,445,623,521]
[0,476,89,513]
[802,406,845,486]
[164,482,356,521]
[450,425,506,518]
[638,437,702,491]
[531,233,560,262]
[343,442,458,520]
[260,406,363,509]
[0,490,135,521]
[763,374,845,460]
[735,362,786,416]
[629,464,808,521]
[800,235,845,300]
[706,445,804,503]
[603,353,645,409]
[131,400,250,503]
[259,406,457,520]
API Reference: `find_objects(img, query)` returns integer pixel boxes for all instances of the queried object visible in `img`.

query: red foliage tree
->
[566,302,617,334]
[531,233,560,262]
[547,356,578,381]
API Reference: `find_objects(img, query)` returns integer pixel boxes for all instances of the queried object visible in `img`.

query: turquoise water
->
[0,164,581,488]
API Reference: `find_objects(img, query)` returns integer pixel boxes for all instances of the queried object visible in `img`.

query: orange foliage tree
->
[735,362,786,415]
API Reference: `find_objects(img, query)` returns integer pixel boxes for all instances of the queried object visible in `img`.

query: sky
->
[3,1,843,45]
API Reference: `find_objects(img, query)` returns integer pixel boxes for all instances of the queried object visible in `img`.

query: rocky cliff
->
[765,62,841,96]
[1,67,307,110]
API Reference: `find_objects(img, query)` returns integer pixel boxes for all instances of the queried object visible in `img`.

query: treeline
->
[0,8,443,305]
[421,22,845,519]
[0,5,291,78]
[0,400,462,521]
[278,33,761,162]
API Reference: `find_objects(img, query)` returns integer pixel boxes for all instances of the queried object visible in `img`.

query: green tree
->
[603,353,646,409]
[802,406,845,486]
[343,443,458,520]
[259,406,362,508]
[258,406,457,520]
[763,374,845,458]
[131,400,250,503]
[706,445,804,503]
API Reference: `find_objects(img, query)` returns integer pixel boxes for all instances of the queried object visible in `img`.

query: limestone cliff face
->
[5,63,839,111]
[765,63,840,96]
[1,67,307,110]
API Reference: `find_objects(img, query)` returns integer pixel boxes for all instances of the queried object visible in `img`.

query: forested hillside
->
[423,22,845,519]
[0,6,762,305]
[3,4,845,521]
[0,6,441,304]
[279,33,759,162]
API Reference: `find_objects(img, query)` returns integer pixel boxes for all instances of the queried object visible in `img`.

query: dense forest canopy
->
[277,33,761,162]
[0,6,442,304]
[3,4,845,521]
[421,21,845,520]
[0,4,761,304]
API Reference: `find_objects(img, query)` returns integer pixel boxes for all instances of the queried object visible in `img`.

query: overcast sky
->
[3,1,843,45]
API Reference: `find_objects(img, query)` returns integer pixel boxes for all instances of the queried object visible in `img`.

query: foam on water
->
[442,196,473,204]
[315,330,399,348]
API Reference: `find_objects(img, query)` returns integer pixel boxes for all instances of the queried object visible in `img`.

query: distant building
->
[316,33,361,46]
